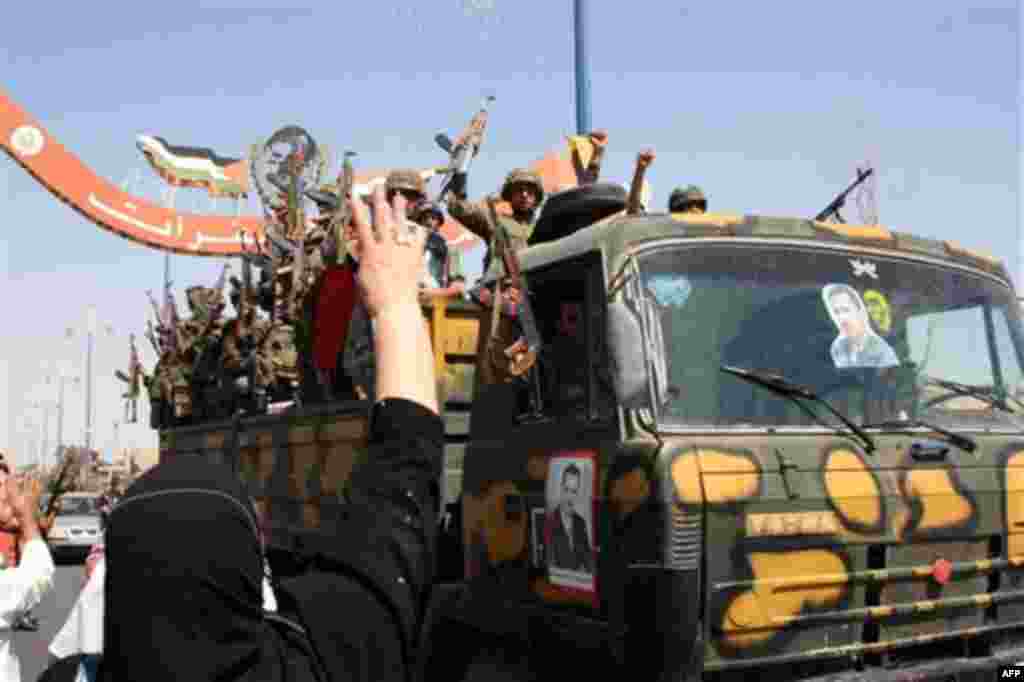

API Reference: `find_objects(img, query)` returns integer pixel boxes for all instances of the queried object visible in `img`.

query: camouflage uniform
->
[265,324,299,390]
[447,168,544,281]
[447,169,545,386]
[668,185,708,213]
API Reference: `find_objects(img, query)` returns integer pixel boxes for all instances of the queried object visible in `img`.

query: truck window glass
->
[636,244,1024,429]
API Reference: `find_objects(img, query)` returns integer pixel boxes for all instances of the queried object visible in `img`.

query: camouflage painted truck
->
[161,187,1024,681]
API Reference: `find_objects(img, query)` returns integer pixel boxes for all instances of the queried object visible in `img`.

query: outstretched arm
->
[446,195,494,243]
[627,148,655,215]
[283,187,445,681]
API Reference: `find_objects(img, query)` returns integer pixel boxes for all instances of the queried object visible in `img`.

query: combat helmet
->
[668,185,707,212]
[500,168,545,203]
[386,169,426,198]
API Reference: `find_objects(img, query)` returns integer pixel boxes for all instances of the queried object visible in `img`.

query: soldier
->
[447,167,544,278]
[386,168,427,205]
[411,200,466,299]
[447,168,545,386]
[668,184,708,214]
[222,277,273,411]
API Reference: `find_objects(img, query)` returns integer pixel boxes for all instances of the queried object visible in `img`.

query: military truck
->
[161,185,1024,681]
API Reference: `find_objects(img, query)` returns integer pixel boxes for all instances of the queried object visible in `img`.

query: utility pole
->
[56,373,65,457]
[85,306,96,452]
[164,253,171,302]
[573,0,592,135]
[41,402,50,470]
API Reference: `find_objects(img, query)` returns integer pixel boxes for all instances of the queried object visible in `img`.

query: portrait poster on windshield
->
[544,451,597,599]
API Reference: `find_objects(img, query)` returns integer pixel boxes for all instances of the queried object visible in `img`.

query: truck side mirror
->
[607,301,652,409]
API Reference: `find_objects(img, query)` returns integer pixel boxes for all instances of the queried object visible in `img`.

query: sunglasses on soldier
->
[388,189,426,204]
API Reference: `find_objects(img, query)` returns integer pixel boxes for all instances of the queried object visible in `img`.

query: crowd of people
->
[0,135,711,681]
[0,186,444,681]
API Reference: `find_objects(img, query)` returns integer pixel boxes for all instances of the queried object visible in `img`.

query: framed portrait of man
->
[544,451,597,593]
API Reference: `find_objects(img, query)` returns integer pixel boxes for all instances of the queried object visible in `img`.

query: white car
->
[42,493,104,562]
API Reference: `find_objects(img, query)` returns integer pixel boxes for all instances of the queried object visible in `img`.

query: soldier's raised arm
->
[445,173,494,241]
[627,148,656,215]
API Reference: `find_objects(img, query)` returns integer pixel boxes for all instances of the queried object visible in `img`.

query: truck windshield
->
[635,243,1024,429]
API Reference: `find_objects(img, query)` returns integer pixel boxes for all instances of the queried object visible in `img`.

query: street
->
[13,563,86,682]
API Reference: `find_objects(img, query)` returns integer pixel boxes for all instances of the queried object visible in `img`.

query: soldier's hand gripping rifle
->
[485,197,546,415]
[435,95,496,201]
[233,232,266,400]
[330,151,357,265]
[115,334,143,423]
[144,320,161,354]
[814,167,874,224]
[193,263,230,348]
[145,290,163,328]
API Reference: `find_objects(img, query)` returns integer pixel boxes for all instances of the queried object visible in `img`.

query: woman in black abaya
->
[79,185,446,682]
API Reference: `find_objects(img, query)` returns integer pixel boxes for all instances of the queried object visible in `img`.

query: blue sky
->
[1,1,1019,465]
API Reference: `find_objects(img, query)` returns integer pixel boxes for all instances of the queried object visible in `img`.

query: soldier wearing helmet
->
[385,169,428,205]
[411,200,466,300]
[668,185,708,214]
[446,167,544,279]
[446,167,545,385]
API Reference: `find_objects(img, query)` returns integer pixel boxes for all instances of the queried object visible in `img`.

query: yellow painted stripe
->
[945,240,1001,266]
[670,212,743,228]
[813,221,893,241]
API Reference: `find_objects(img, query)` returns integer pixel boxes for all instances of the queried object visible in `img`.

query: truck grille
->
[668,506,701,571]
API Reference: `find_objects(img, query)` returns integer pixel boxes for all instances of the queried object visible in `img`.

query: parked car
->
[42,493,104,562]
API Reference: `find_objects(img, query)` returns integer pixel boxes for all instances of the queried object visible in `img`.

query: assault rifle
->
[484,197,545,417]
[815,167,874,224]
[236,230,271,407]
[144,320,161,354]
[435,95,496,201]
[114,334,143,423]
[333,151,357,265]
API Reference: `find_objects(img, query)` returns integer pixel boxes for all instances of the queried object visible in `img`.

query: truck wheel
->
[529,182,627,246]
[462,646,534,682]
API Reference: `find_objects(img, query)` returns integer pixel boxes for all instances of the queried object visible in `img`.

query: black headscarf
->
[99,454,295,682]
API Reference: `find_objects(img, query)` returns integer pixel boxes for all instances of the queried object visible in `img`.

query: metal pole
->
[573,0,592,135]
[57,377,65,455]
[35,406,43,471]
[41,402,50,469]
[85,307,96,452]
[164,253,171,295]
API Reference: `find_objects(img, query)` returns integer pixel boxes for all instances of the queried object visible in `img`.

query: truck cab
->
[446,204,1024,681]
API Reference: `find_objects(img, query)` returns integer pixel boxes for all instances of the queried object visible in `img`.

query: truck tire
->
[529,183,627,246]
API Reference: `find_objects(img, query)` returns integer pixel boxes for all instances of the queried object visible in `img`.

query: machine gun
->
[815,167,874,224]
[435,95,495,201]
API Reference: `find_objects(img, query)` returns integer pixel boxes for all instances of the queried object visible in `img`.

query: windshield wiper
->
[924,376,1019,413]
[860,419,977,453]
[721,365,876,453]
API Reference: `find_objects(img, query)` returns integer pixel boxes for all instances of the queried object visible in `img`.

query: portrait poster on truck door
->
[544,451,597,594]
